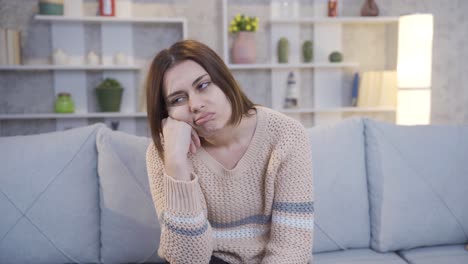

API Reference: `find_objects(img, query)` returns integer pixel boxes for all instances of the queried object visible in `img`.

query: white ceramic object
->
[114,52,128,65]
[53,49,69,65]
[87,51,100,65]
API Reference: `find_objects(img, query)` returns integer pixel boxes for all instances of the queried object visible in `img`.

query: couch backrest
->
[96,126,164,263]
[308,117,371,253]
[0,124,103,264]
[8,117,464,262]
[364,118,468,252]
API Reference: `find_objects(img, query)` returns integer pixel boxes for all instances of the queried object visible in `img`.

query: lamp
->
[396,14,434,125]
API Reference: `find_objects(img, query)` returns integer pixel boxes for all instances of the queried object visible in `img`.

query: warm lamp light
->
[397,14,433,88]
[397,90,431,125]
[396,14,434,125]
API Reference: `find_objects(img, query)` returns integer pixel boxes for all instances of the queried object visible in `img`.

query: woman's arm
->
[146,142,213,263]
[262,125,315,264]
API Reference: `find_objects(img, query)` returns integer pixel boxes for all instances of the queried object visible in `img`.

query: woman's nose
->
[189,95,205,113]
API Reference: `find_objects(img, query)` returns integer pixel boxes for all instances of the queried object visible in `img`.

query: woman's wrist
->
[165,159,191,181]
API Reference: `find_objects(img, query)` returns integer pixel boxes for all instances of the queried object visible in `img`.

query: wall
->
[0,0,467,136]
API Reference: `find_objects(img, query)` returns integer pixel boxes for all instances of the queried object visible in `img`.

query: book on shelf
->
[357,71,397,108]
[0,28,7,64]
[351,72,359,107]
[0,28,22,65]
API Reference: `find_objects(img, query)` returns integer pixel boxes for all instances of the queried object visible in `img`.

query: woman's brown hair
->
[146,39,255,159]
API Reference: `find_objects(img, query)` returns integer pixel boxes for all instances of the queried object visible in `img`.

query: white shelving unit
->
[222,0,399,127]
[0,14,187,134]
[279,106,396,114]
[269,17,399,24]
[0,65,140,71]
[0,107,396,120]
[0,112,147,120]
[227,62,358,70]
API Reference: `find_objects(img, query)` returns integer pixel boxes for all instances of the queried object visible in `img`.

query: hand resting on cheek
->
[161,116,201,181]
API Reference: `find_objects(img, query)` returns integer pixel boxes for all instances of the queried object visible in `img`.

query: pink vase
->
[361,0,379,16]
[232,32,256,64]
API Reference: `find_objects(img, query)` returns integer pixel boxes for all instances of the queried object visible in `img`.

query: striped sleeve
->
[146,143,213,264]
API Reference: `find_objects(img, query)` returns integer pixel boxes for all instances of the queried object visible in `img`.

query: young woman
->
[146,40,314,264]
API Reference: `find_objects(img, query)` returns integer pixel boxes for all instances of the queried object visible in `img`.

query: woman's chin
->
[196,125,218,138]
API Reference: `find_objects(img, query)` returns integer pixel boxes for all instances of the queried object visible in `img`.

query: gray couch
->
[0,118,467,264]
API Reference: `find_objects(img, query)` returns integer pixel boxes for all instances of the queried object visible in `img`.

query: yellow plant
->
[228,13,259,33]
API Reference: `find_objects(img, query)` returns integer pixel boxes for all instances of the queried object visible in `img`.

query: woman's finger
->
[191,129,201,147]
[190,140,196,154]
[191,131,198,148]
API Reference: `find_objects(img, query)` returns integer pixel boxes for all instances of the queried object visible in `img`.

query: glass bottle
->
[54,92,75,113]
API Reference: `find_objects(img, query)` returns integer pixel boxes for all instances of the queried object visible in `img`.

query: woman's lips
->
[195,113,215,126]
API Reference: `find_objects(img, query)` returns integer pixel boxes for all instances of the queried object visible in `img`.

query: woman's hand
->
[162,117,201,180]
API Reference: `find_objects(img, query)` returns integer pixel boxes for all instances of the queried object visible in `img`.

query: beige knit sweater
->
[146,106,314,264]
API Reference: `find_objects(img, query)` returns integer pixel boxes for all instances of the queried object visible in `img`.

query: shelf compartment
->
[35,14,188,40]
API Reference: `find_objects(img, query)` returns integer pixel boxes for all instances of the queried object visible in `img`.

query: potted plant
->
[228,13,259,64]
[95,78,124,112]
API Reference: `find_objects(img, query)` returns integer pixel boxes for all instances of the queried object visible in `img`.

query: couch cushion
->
[365,119,468,252]
[96,127,165,263]
[0,124,103,264]
[314,248,408,264]
[308,117,370,253]
[399,244,468,264]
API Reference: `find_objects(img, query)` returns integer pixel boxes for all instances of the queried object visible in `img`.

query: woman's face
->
[163,59,232,138]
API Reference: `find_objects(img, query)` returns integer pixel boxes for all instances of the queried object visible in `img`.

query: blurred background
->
[0,0,467,137]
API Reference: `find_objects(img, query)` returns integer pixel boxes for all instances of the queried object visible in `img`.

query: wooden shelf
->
[0,112,148,120]
[0,65,140,71]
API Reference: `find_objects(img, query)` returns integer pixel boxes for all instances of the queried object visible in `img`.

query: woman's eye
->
[171,96,186,105]
[198,82,210,90]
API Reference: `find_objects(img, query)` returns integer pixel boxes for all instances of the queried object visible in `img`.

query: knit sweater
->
[146,106,314,264]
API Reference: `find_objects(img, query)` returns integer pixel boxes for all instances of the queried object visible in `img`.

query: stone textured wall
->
[0,0,467,136]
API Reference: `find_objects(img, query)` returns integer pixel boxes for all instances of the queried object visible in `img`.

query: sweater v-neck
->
[196,106,267,178]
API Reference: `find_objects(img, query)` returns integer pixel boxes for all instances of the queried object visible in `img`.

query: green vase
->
[277,37,289,63]
[329,51,343,63]
[54,93,75,113]
[96,87,123,112]
[39,2,64,15]
[302,41,313,63]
